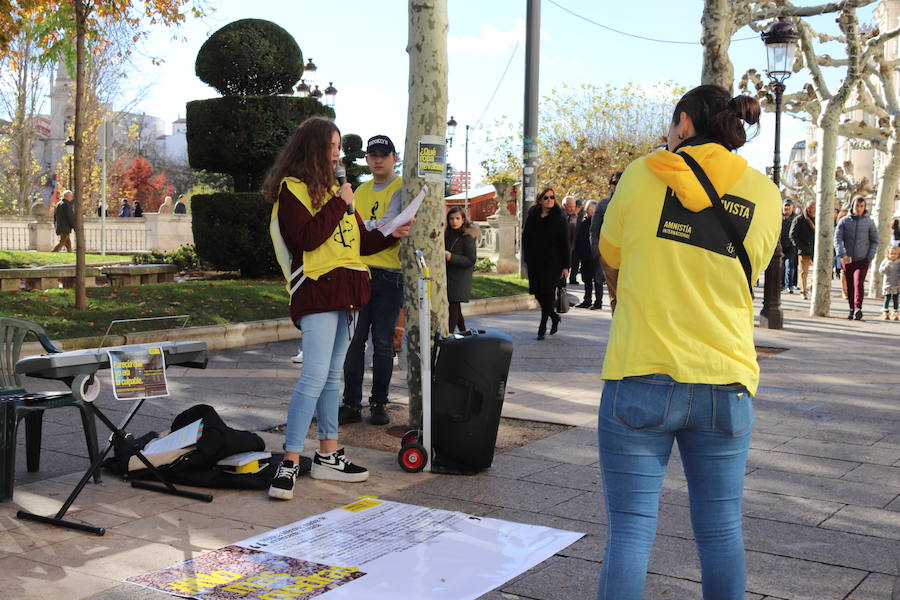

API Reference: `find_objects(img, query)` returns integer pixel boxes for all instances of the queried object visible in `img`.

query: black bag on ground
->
[431,329,514,472]
[102,404,309,489]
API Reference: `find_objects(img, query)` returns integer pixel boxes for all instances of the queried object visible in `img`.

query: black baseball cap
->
[367,135,396,155]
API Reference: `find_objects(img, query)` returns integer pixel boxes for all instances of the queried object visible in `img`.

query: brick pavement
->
[0,284,897,599]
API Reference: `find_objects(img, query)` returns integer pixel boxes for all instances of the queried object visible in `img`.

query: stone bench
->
[0,267,102,292]
[100,264,178,288]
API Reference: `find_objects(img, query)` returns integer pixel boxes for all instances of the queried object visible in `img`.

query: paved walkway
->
[0,283,898,599]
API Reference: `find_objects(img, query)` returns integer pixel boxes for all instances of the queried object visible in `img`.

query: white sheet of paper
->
[377,185,427,236]
[143,419,202,455]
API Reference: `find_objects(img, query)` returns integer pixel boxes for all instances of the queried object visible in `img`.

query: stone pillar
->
[29,216,54,251]
[488,182,519,274]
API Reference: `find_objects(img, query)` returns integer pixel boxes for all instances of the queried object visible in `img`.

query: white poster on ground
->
[125,498,583,600]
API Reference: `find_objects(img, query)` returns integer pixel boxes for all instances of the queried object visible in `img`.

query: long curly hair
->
[262,117,339,209]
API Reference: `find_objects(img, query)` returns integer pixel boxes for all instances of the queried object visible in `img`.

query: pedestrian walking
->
[562,196,580,285]
[781,200,798,293]
[592,171,623,311]
[158,196,174,214]
[119,199,132,218]
[52,190,75,252]
[789,200,816,300]
[596,84,780,599]
[340,135,405,427]
[574,200,598,308]
[891,217,900,248]
[879,245,900,320]
[522,187,569,340]
[835,196,879,320]
[262,117,411,501]
[133,201,143,218]
[444,206,477,333]
[174,195,187,214]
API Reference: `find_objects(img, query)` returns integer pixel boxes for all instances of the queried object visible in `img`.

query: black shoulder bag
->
[678,152,755,297]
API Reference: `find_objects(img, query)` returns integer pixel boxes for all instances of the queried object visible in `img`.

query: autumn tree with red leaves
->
[121,155,172,213]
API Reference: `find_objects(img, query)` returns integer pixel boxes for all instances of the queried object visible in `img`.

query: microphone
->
[335,165,352,214]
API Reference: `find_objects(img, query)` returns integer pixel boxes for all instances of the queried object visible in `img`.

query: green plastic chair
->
[0,317,99,502]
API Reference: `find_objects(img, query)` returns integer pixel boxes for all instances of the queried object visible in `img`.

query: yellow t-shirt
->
[354,176,403,269]
[599,143,780,395]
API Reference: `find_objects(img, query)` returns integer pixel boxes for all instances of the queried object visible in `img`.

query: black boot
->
[549,312,560,335]
[537,314,548,340]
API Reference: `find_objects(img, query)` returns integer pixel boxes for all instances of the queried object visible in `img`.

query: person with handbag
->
[595,84,781,599]
[522,187,569,340]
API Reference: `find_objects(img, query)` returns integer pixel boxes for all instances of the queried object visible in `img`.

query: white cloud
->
[449,20,525,58]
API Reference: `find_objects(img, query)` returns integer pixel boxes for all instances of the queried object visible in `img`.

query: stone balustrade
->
[0,213,193,253]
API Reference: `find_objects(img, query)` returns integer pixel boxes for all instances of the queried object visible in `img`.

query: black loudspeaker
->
[431,329,514,472]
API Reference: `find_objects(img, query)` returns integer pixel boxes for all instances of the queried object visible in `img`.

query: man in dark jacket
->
[574,201,598,307]
[51,190,75,252]
[789,200,815,300]
[562,196,581,284]
[781,200,798,293]
[590,171,622,311]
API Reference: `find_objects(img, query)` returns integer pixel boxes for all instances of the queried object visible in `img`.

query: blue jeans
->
[342,268,403,409]
[598,374,753,600]
[782,245,798,289]
[283,310,355,453]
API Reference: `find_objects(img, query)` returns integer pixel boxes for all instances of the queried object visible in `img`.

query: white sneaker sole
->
[310,463,369,482]
[268,485,294,500]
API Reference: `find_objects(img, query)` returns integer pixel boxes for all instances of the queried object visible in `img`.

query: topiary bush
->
[187,96,333,192]
[195,18,304,97]
[190,193,278,277]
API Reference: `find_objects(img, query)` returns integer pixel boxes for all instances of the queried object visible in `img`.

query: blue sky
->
[131,0,873,187]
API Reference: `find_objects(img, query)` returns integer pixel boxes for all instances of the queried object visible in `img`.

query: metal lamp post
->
[445,116,471,213]
[64,136,75,189]
[759,19,800,330]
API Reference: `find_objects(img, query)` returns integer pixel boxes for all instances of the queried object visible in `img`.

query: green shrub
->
[195,19,303,97]
[131,245,208,272]
[187,96,334,192]
[191,192,278,277]
[475,257,495,273]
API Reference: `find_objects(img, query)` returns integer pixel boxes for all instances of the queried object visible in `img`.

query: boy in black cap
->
[340,135,404,425]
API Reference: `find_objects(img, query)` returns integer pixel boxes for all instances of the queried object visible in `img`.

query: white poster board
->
[126,499,583,600]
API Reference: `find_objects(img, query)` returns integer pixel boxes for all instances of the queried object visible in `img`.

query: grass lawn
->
[470,273,529,299]
[0,274,530,340]
[0,250,132,268]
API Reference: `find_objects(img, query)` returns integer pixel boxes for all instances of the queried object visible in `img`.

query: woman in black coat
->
[522,187,570,339]
[445,206,478,333]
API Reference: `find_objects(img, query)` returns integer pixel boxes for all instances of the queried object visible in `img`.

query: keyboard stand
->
[16,396,213,536]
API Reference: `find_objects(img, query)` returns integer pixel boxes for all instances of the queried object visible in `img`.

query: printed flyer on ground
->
[125,499,584,600]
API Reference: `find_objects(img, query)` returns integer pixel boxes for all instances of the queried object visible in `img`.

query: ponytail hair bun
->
[672,85,760,151]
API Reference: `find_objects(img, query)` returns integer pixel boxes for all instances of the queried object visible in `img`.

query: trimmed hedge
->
[186,96,334,192]
[195,19,303,96]
[190,192,279,277]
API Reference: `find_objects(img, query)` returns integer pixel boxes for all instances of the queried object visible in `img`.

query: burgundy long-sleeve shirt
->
[277,183,397,324]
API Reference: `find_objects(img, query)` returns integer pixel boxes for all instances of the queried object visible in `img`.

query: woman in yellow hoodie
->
[596,85,780,599]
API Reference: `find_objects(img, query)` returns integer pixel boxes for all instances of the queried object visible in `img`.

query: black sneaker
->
[311,450,369,482]
[590,303,602,310]
[268,460,300,500]
[338,405,362,425]
[848,311,855,320]
[855,309,863,321]
[370,404,390,426]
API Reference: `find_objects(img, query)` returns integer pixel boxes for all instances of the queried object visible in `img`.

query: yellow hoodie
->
[599,143,780,395]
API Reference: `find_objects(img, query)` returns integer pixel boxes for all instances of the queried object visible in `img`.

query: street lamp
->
[446,117,471,213]
[296,79,310,97]
[759,18,799,330]
[324,82,338,108]
[64,136,75,189]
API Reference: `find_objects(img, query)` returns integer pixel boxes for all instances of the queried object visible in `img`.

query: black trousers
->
[448,301,466,333]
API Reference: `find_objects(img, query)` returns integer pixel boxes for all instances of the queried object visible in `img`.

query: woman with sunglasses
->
[522,187,570,339]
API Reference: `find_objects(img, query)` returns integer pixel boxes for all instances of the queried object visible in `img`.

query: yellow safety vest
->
[270,178,367,297]
[354,176,403,269]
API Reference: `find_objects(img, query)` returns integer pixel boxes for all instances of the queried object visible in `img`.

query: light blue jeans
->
[598,374,753,599]
[283,310,356,453]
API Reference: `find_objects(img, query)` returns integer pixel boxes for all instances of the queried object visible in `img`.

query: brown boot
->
[882,309,890,320]
[893,310,899,321]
